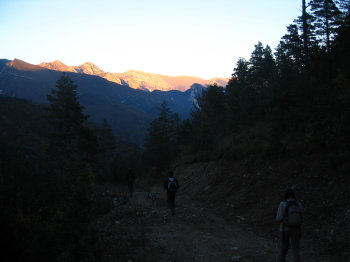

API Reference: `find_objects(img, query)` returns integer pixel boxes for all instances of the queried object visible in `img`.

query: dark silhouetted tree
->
[335,0,350,19]
[310,0,342,52]
[46,74,97,257]
[248,42,277,89]
[302,0,310,61]
[276,24,304,72]
[47,74,97,171]
[191,84,226,149]
[96,119,116,181]
[177,119,194,149]
[232,57,249,84]
[226,58,254,127]
[145,101,180,171]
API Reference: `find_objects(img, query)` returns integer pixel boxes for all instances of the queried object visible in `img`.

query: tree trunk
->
[302,0,309,63]
[325,1,331,53]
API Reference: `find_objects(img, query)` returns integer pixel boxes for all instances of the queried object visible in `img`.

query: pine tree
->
[232,57,249,85]
[46,74,97,259]
[262,45,278,86]
[96,119,116,181]
[310,0,342,52]
[295,0,321,57]
[226,58,252,127]
[302,0,310,60]
[275,24,304,73]
[248,41,265,87]
[248,42,277,89]
[335,0,350,19]
[47,74,87,156]
[177,119,194,147]
[46,74,97,179]
[191,84,226,149]
[144,101,180,170]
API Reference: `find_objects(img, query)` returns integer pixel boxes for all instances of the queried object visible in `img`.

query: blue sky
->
[0,0,301,79]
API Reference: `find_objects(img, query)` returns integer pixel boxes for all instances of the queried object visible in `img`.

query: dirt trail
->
[126,186,276,262]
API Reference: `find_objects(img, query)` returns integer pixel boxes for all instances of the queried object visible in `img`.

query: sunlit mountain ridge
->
[38,60,229,92]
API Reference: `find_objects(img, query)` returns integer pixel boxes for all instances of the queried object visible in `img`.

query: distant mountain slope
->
[38,60,77,72]
[0,59,200,142]
[38,60,229,92]
[0,95,50,146]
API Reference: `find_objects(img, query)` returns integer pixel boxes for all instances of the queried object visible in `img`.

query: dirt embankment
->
[171,152,350,262]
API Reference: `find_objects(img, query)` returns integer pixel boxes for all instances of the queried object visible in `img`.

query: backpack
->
[284,200,302,227]
[168,178,177,192]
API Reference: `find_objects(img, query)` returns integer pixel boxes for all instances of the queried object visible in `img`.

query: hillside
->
[0,58,198,142]
[38,60,229,92]
[0,95,50,164]
[167,123,350,261]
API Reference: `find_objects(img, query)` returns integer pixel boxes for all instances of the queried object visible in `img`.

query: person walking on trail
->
[276,188,303,262]
[126,168,135,197]
[164,171,179,216]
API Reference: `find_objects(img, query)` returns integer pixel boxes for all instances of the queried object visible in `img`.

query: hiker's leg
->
[172,192,176,208]
[291,228,301,262]
[168,192,175,215]
[167,191,172,206]
[276,231,290,262]
[171,192,175,208]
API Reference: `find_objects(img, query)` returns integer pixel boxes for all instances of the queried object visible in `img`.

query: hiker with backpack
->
[276,188,303,262]
[164,170,179,216]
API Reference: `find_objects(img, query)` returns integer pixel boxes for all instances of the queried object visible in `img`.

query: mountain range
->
[0,58,213,142]
[38,60,229,92]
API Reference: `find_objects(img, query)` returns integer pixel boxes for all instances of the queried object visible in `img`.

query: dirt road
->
[124,186,276,262]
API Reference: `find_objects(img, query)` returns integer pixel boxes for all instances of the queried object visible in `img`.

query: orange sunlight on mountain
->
[37,60,229,92]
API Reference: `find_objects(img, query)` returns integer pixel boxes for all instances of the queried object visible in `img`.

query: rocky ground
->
[93,185,287,262]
